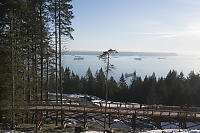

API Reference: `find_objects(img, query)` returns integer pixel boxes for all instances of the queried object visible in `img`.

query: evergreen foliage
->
[0,0,73,127]
[61,67,200,107]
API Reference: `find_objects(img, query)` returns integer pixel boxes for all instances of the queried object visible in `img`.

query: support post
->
[35,111,39,132]
[11,111,15,129]
[179,122,187,129]
[131,114,136,131]
[35,111,42,132]
[104,104,107,131]
[32,113,35,124]
[26,111,29,123]
[108,114,111,129]
[56,111,58,126]
[61,110,64,129]
[155,117,161,129]
[46,111,48,124]
[84,112,88,129]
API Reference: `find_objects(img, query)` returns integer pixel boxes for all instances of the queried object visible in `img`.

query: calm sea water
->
[62,54,200,82]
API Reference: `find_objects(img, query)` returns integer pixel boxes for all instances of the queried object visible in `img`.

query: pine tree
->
[86,68,95,95]
[119,74,128,90]
[95,68,105,98]
[187,71,200,106]
[146,73,157,104]
[70,72,80,94]
[49,71,56,92]
[80,76,87,94]
[63,67,71,93]
[0,0,61,126]
[118,74,128,102]
[107,76,118,101]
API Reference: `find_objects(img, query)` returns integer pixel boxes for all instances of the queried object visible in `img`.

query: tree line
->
[55,67,200,107]
[0,0,73,127]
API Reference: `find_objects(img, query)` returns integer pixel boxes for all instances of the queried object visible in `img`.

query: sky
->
[68,0,200,54]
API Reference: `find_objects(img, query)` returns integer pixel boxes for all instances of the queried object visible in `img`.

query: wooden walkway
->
[2,100,200,131]
[26,104,200,120]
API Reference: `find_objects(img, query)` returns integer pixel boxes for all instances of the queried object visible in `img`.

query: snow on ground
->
[0,130,103,133]
[91,100,142,108]
[49,93,153,109]
[2,129,200,133]
[49,93,143,108]
[82,131,103,133]
[139,129,200,133]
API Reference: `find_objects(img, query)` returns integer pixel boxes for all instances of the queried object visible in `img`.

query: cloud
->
[138,22,200,39]
[176,0,200,6]
[139,32,177,39]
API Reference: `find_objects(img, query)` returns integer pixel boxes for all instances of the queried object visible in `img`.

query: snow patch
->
[139,129,200,133]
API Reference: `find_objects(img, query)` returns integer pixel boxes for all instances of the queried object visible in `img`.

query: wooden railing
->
[25,100,200,120]
[29,99,200,113]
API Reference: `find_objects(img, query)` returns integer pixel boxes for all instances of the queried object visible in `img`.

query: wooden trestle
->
[2,100,200,132]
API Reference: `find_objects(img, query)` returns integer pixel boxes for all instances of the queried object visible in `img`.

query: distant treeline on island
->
[49,67,200,107]
[62,51,177,56]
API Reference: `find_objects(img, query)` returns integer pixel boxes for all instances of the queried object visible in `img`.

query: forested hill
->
[52,67,200,107]
[62,51,177,56]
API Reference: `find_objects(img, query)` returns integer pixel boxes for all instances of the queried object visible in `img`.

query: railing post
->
[118,104,120,116]
[100,102,102,113]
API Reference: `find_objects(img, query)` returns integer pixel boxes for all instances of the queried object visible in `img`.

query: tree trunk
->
[46,53,49,104]
[58,0,62,105]
[55,0,58,126]
[11,14,15,129]
[104,53,110,130]
[28,42,31,103]
[40,1,43,103]
[58,0,64,128]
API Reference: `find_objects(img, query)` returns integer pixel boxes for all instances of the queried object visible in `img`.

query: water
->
[62,54,200,82]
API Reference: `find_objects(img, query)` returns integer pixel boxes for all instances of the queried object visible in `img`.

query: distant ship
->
[125,72,136,78]
[134,57,142,61]
[158,57,166,60]
[113,56,119,58]
[74,56,84,60]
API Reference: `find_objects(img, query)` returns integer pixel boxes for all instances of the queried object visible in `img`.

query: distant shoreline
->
[62,51,177,56]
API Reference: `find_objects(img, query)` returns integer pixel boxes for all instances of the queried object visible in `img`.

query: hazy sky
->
[68,0,200,54]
